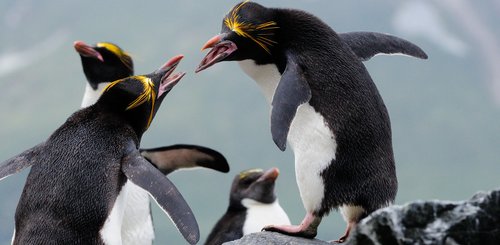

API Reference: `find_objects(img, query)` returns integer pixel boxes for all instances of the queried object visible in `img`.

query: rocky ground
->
[225,189,500,245]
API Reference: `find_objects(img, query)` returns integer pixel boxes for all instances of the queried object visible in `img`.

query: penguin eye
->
[223,1,278,54]
[240,177,256,188]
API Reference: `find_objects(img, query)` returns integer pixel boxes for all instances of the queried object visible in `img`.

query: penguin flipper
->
[0,142,44,181]
[122,146,200,245]
[140,144,229,175]
[271,54,312,151]
[339,31,428,61]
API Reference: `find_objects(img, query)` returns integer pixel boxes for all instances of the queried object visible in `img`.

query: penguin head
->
[74,41,134,89]
[196,1,278,72]
[229,168,280,209]
[97,55,185,136]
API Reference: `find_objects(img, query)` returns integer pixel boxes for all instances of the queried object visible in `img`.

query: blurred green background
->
[1,0,499,244]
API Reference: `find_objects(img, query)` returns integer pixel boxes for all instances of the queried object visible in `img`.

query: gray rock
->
[223,231,330,245]
[347,189,500,245]
[224,189,500,245]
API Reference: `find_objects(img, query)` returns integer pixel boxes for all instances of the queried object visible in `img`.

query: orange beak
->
[257,167,280,182]
[73,40,104,62]
[201,35,223,51]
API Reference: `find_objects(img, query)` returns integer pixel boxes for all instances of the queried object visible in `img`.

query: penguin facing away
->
[74,41,230,244]
[75,41,230,244]
[205,168,290,245]
[0,56,201,244]
[197,1,427,242]
[74,41,229,174]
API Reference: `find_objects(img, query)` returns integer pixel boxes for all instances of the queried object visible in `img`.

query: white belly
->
[289,104,337,212]
[241,198,291,235]
[239,60,337,213]
[121,182,155,245]
[100,183,128,245]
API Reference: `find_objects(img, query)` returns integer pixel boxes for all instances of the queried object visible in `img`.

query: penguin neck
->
[238,59,281,104]
[81,82,111,108]
[228,198,247,212]
[90,102,145,143]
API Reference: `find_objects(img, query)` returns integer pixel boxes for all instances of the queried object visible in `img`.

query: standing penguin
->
[0,56,200,244]
[205,168,290,245]
[196,1,427,242]
[74,41,230,244]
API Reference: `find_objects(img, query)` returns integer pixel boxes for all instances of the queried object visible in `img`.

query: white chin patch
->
[241,198,291,235]
[81,82,110,107]
[238,60,281,103]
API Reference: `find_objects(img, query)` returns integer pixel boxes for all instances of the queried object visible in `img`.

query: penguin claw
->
[329,221,355,243]
[331,236,347,243]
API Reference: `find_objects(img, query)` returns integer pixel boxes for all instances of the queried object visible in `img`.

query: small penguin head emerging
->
[196,1,278,72]
[229,168,280,209]
[74,41,134,89]
[98,55,185,135]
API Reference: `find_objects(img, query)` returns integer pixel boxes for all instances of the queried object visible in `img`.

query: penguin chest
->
[121,181,155,245]
[241,198,291,235]
[100,182,128,245]
[288,104,337,212]
[238,60,281,103]
[239,60,337,212]
[81,82,110,107]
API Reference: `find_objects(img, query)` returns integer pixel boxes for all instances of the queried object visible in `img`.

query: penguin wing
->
[339,32,428,61]
[121,145,199,245]
[271,54,312,151]
[140,144,229,175]
[0,142,44,181]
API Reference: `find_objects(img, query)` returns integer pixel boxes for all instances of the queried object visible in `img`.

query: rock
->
[347,189,500,245]
[223,231,330,245]
[224,189,500,245]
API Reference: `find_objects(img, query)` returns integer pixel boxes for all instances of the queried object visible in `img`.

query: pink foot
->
[263,212,321,239]
[330,221,356,243]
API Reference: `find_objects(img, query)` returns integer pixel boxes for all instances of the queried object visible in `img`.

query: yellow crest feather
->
[224,1,279,54]
[97,42,133,70]
[238,168,263,179]
[103,75,156,129]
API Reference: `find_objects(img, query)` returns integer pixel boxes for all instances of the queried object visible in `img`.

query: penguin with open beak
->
[197,1,426,242]
[74,41,229,244]
[0,56,202,244]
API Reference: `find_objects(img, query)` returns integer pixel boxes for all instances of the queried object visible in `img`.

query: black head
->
[196,1,278,72]
[74,41,134,89]
[97,55,185,137]
[229,168,280,209]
